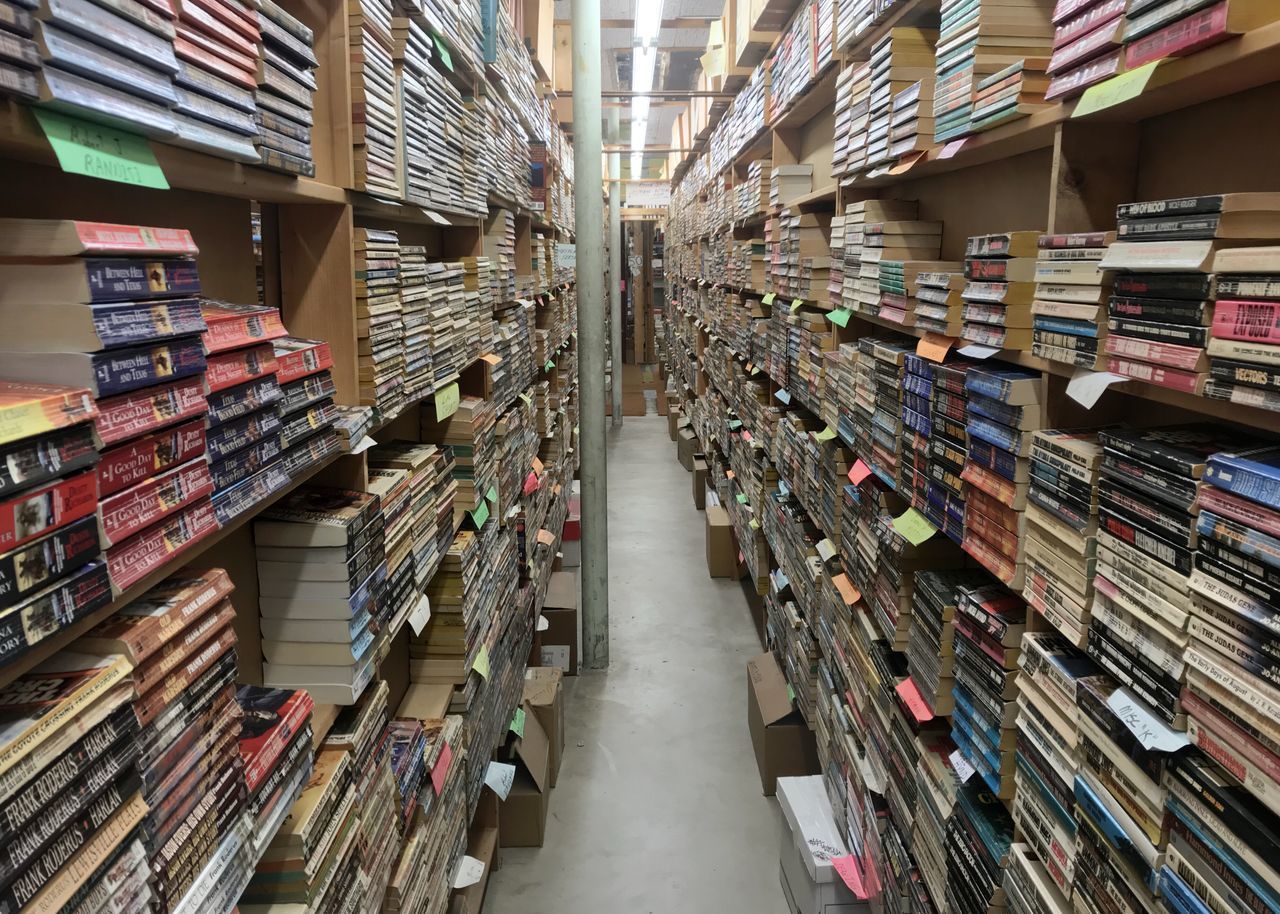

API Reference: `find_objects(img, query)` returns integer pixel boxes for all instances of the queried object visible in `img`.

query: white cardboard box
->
[776,776,867,914]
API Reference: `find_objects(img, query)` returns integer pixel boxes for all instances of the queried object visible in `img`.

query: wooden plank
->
[1048,122,1139,234]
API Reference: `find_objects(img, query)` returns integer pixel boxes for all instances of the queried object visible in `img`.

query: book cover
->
[93,376,206,448]
[97,418,205,497]
[0,422,97,499]
[0,381,97,448]
[199,301,288,355]
[0,515,100,612]
[98,458,213,546]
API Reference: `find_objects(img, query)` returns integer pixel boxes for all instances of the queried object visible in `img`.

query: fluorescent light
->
[634,0,664,42]
[631,152,643,176]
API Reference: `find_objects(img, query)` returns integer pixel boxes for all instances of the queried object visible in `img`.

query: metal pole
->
[609,109,622,429]
[571,0,608,670]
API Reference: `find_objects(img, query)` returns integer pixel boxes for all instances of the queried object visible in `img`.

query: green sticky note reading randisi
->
[510,707,526,738]
[35,109,168,189]
[432,34,454,71]
[435,381,460,421]
[1073,60,1161,118]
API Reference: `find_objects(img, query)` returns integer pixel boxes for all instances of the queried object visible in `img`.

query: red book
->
[174,35,256,88]
[1045,48,1122,100]
[97,419,206,497]
[1105,334,1206,371]
[106,498,219,593]
[0,219,197,256]
[0,469,98,551]
[1211,300,1280,344]
[130,600,236,697]
[98,458,214,546]
[273,338,334,384]
[95,377,207,448]
[204,343,278,393]
[1125,1,1233,69]
[1106,356,1206,393]
[236,686,315,793]
[200,302,288,355]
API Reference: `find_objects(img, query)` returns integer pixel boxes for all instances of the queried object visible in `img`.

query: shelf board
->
[0,451,343,692]
[770,64,839,133]
[785,183,838,210]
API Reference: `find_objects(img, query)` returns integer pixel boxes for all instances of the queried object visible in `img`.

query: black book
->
[1169,752,1280,865]
[1098,425,1265,479]
[1112,273,1214,301]
[1108,295,1211,326]
[0,422,97,497]
[1209,357,1280,391]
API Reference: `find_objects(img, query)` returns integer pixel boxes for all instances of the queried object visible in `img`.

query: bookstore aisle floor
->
[486,415,784,914]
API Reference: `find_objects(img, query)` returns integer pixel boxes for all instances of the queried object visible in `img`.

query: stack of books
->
[369,440,456,592]
[865,28,937,169]
[1023,430,1102,645]
[927,360,973,543]
[386,717,427,828]
[878,255,949,328]
[1032,230,1115,368]
[425,261,466,384]
[890,76,937,160]
[848,200,920,316]
[1045,0,1125,102]
[0,649,149,911]
[914,728,961,914]
[273,336,341,478]
[3,0,37,103]
[333,404,375,450]
[354,227,405,417]
[484,210,518,301]
[970,58,1050,132]
[0,219,218,596]
[1120,0,1280,70]
[961,366,1044,588]
[914,266,966,337]
[365,464,415,639]
[908,569,992,716]
[234,684,315,855]
[836,63,873,179]
[769,165,813,210]
[254,0,318,175]
[399,244,433,402]
[169,0,261,160]
[1205,245,1280,412]
[347,0,400,197]
[489,299,536,408]
[410,527,481,702]
[461,256,497,355]
[200,300,290,526]
[421,395,497,521]
[0,380,104,664]
[868,338,913,489]
[76,569,245,912]
[946,771,1016,914]
[901,352,934,506]
[769,0,818,116]
[773,210,833,303]
[963,231,1041,350]
[831,61,860,177]
[828,214,846,304]
[254,486,386,703]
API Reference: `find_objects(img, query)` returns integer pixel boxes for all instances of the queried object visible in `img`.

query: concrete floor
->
[486,415,786,913]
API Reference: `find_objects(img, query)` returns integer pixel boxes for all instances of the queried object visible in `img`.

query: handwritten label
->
[892,507,937,545]
[828,308,853,328]
[484,760,515,800]
[351,435,378,455]
[848,459,872,485]
[545,359,555,371]
[815,426,837,442]
[408,594,432,636]
[472,644,490,679]
[481,352,503,365]
[949,749,976,783]
[916,332,954,363]
[532,456,544,474]
[791,299,803,312]
[763,292,776,305]
[775,388,792,405]
[749,518,760,529]
[470,500,489,529]
[523,471,540,495]
[889,151,925,175]
[832,573,860,606]
[519,392,532,406]
[431,741,453,795]
[35,110,168,189]
[735,492,748,504]
[831,856,869,899]
[452,855,485,889]
[895,678,934,723]
[937,138,968,160]
[536,528,556,546]
[510,706,526,738]
[435,382,460,421]
[431,33,453,70]
[957,343,1001,360]
[1074,60,1162,118]
[816,539,837,562]
[1066,368,1128,409]
[486,485,498,503]
[1106,686,1191,752]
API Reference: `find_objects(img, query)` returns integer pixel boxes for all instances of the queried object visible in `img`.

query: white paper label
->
[484,761,516,800]
[422,209,451,226]
[408,594,432,636]
[452,855,485,889]
[1106,687,1191,753]
[1066,368,1128,409]
[949,749,977,783]
[537,614,550,631]
[816,538,837,562]
[541,645,570,671]
[352,435,378,454]
[957,343,1001,360]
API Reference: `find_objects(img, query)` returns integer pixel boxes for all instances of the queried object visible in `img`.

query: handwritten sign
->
[831,856,869,899]
[472,644,490,679]
[431,741,453,795]
[1067,368,1128,409]
[408,594,432,636]
[832,573,860,606]
[892,508,937,546]
[828,308,853,328]
[435,382,460,421]
[510,707,526,738]
[895,677,934,723]
[1073,60,1162,118]
[452,855,485,889]
[916,332,954,363]
[470,500,489,529]
[1106,686,1190,752]
[35,110,168,189]
[484,761,515,800]
[848,459,872,485]
[949,749,976,783]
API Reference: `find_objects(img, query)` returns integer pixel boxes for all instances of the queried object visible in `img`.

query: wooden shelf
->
[771,64,839,133]
[785,183,838,210]
[0,451,344,692]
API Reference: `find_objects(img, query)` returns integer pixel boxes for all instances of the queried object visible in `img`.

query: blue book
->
[1205,445,1280,511]
[1034,316,1099,338]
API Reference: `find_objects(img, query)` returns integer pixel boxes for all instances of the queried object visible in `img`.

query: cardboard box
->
[500,705,551,847]
[746,653,819,795]
[692,456,709,510]
[706,506,738,578]
[677,427,698,471]
[523,667,565,786]
[540,571,578,675]
[668,407,682,441]
[777,776,867,914]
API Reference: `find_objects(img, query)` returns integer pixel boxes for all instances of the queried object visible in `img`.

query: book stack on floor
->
[200,300,290,526]
[961,366,1043,588]
[1032,231,1115,368]
[969,58,1049,132]
[234,684,315,856]
[75,568,246,912]
[929,360,975,544]
[273,336,341,478]
[355,227,405,419]
[1176,443,1280,914]
[963,231,1041,350]
[0,220,220,596]
[914,266,966,337]
[1101,194,1280,393]
[1205,245,1280,412]
[364,462,415,645]
[0,649,149,912]
[1022,430,1102,644]
[254,486,387,704]
[347,0,400,197]
[865,28,937,169]
[0,381,103,665]
[1044,0,1125,102]
[253,0,317,175]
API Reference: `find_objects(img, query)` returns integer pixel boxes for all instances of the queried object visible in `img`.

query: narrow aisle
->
[486,415,785,913]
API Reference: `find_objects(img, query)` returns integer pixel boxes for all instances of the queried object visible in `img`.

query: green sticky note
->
[815,426,837,442]
[791,299,803,312]
[828,308,852,328]
[520,392,532,406]
[762,292,776,305]
[736,493,748,504]
[34,109,168,189]
[470,500,490,529]
[545,360,555,371]
[486,485,498,503]
[432,33,454,71]
[749,518,760,530]
[510,707,526,738]
[892,507,937,546]
[435,381,460,421]
[1073,60,1161,118]
[787,684,796,702]
[472,644,490,679]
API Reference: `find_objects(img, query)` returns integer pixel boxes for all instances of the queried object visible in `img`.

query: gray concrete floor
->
[486,414,786,913]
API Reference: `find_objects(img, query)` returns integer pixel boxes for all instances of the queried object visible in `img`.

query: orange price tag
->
[480,353,503,365]
[536,529,556,546]
[916,332,954,363]
[831,573,861,606]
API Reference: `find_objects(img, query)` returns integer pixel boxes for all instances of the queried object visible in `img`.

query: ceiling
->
[553,0,721,178]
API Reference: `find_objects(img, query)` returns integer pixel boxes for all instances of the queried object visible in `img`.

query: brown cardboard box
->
[500,706,551,847]
[667,407,682,441]
[705,506,738,578]
[677,427,698,471]
[523,667,565,786]
[746,652,819,796]
[540,571,578,675]
[692,456,709,510]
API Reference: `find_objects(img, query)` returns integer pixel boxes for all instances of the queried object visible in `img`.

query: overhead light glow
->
[634,0,664,42]
[630,0,664,182]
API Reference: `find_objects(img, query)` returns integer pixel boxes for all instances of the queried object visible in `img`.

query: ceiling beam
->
[555,16,718,27]
[605,146,694,152]
[602,100,687,108]
[562,89,731,98]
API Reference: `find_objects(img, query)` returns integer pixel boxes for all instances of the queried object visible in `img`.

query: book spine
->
[1124,2,1230,70]
[98,459,213,546]
[0,469,98,552]
[1213,300,1280,344]
[1104,333,1205,370]
[1205,455,1280,509]
[93,377,207,448]
[70,223,198,256]
[206,375,283,428]
[80,259,200,304]
[105,500,218,593]
[1105,356,1204,393]
[94,338,207,397]
[97,419,206,497]
[0,514,101,612]
[1215,277,1280,300]
[202,343,278,393]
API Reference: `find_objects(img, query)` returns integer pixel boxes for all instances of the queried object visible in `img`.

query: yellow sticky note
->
[892,508,937,546]
[791,299,803,312]
[435,382,460,421]
[472,644,490,679]
[1073,61,1163,118]
[815,426,837,442]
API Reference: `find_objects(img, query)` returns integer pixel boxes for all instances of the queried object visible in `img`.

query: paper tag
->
[431,33,454,70]
[523,471,540,495]
[351,435,378,455]
[894,678,934,723]
[470,500,489,528]
[916,332,954,363]
[763,292,776,305]
[949,749,976,783]
[775,389,792,405]
[520,392,532,406]
[435,382,460,421]
[888,151,925,175]
[791,299,803,312]
[452,855,485,889]
[34,109,168,189]
[408,594,432,636]
[537,614,549,631]
[431,741,453,795]
[536,528,556,546]
[831,856,868,899]
[532,456,544,474]
[510,707,526,738]
[735,492,748,504]
[787,684,796,702]
[484,761,516,800]
[815,426,837,442]
[832,573,860,606]
[481,352,503,365]
[1067,368,1128,409]
[937,138,968,160]
[848,459,872,485]
[1106,687,1191,753]
[486,485,498,504]
[957,343,1001,360]
[545,359,555,371]
[828,308,853,328]
[472,644,490,679]
[726,470,735,479]
[749,518,760,530]
[1074,60,1163,118]
[816,539,837,562]
[422,209,451,226]
[892,508,936,546]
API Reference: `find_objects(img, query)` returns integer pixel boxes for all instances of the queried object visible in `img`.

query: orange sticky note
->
[916,332,954,363]
[532,457,544,474]
[895,678,934,723]
[832,856,868,899]
[553,483,562,494]
[536,529,555,546]
[726,469,735,479]
[481,352,502,365]
[848,459,872,486]
[889,150,925,175]
[832,573,861,606]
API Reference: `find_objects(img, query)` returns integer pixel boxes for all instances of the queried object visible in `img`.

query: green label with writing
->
[432,34,454,71]
[35,110,168,189]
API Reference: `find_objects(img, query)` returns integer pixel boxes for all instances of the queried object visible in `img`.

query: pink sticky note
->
[848,459,872,486]
[832,856,869,899]
[938,138,968,160]
[432,741,453,795]
[523,471,540,495]
[894,678,934,723]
